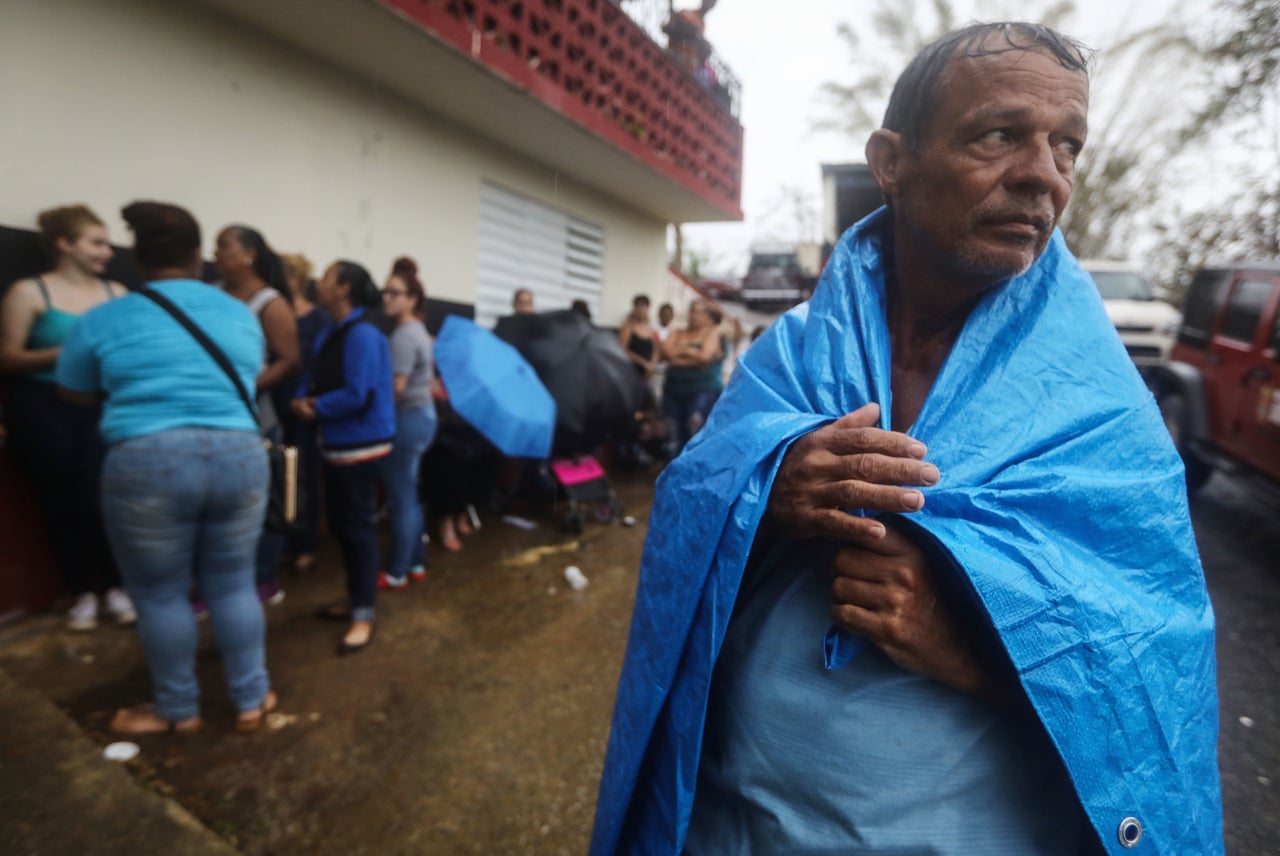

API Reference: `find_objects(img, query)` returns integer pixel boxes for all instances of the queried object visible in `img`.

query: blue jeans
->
[101,428,269,721]
[379,406,437,579]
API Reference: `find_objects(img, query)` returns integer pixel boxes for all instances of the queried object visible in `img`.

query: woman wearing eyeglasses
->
[376,257,438,588]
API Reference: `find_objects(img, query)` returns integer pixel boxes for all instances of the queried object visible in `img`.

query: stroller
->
[546,455,623,535]
[495,310,646,534]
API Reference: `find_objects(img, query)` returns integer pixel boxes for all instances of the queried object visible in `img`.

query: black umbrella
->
[494,310,646,454]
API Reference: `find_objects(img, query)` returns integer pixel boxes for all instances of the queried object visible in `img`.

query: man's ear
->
[866,129,906,199]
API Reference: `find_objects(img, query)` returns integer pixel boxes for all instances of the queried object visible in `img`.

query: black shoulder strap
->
[32,276,52,310]
[136,287,258,423]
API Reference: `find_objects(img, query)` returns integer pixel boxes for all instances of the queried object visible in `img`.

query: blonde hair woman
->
[0,205,133,630]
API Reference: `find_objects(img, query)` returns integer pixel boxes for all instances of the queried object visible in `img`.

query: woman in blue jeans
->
[376,257,438,588]
[56,201,275,734]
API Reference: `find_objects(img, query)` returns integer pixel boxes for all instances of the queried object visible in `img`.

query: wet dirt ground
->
[0,471,657,855]
[3,466,1275,854]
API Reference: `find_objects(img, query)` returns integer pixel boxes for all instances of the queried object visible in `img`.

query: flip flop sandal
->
[235,690,279,734]
[110,703,203,736]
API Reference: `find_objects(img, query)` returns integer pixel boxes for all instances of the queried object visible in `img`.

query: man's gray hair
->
[882,22,1094,152]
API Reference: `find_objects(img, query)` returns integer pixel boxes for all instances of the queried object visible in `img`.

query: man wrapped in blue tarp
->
[591,21,1222,856]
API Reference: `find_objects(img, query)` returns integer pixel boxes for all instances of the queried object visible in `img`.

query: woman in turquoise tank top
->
[659,299,724,453]
[0,204,133,631]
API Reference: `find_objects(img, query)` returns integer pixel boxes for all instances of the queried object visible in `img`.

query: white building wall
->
[0,0,667,328]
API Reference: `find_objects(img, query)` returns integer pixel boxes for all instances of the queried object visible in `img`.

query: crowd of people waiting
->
[0,200,485,734]
[0,199,737,736]
[617,292,735,462]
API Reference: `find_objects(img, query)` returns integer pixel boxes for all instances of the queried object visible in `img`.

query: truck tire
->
[1158,392,1212,493]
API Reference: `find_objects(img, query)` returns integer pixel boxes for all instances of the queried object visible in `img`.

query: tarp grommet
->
[1118,816,1143,848]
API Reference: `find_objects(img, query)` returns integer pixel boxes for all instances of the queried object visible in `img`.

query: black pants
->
[322,457,381,618]
[3,381,120,595]
[419,412,499,517]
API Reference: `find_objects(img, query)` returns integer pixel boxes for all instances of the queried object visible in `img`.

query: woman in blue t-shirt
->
[57,201,276,735]
[0,205,133,631]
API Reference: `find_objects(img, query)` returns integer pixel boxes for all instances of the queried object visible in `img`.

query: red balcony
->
[200,0,743,222]
[377,0,743,219]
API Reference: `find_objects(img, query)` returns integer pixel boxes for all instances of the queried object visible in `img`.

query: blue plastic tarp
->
[591,210,1222,855]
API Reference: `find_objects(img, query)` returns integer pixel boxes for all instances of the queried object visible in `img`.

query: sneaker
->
[66,593,99,631]
[191,597,209,621]
[378,570,408,590]
[407,564,427,582]
[103,588,137,626]
[257,583,286,606]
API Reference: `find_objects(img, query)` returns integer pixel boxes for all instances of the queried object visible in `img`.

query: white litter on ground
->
[102,742,140,762]
[564,566,589,590]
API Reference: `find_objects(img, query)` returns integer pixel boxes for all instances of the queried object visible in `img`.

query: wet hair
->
[226,224,290,301]
[632,293,651,308]
[36,204,105,263]
[120,201,201,272]
[883,22,1093,152]
[389,256,427,317]
[332,260,381,308]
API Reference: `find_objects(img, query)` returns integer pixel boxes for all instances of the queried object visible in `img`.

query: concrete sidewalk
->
[0,664,237,855]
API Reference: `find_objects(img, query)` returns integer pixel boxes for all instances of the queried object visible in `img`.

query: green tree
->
[1057,24,1210,259]
[813,0,959,144]
[1195,0,1280,127]
[1145,0,1280,298]
[682,242,719,280]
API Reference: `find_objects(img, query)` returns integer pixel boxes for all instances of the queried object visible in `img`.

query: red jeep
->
[1150,263,1280,497]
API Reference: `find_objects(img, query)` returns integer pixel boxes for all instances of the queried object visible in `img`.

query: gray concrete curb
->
[0,666,238,855]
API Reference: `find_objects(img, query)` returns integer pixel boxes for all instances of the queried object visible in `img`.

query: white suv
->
[1080,260,1181,370]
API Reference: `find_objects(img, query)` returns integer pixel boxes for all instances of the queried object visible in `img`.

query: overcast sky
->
[678,0,1211,276]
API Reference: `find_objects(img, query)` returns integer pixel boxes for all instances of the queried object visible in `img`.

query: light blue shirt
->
[684,538,1090,855]
[57,279,264,443]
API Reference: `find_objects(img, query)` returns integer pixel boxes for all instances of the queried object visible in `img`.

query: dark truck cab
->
[1149,263,1280,498]
[739,243,812,309]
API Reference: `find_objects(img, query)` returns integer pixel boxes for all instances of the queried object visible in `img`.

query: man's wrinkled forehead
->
[930,42,1090,126]
[940,34,1089,90]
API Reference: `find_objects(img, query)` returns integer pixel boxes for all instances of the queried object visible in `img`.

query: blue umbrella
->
[434,315,556,459]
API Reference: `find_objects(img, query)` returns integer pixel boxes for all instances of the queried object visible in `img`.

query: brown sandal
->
[235,689,279,734]
[110,703,203,736]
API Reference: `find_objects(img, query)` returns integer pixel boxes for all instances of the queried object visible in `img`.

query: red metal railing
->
[376,0,744,219]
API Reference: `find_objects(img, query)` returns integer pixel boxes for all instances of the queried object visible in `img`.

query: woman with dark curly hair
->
[57,201,275,734]
[215,224,301,605]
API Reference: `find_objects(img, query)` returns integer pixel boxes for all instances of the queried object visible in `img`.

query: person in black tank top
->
[618,294,659,380]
